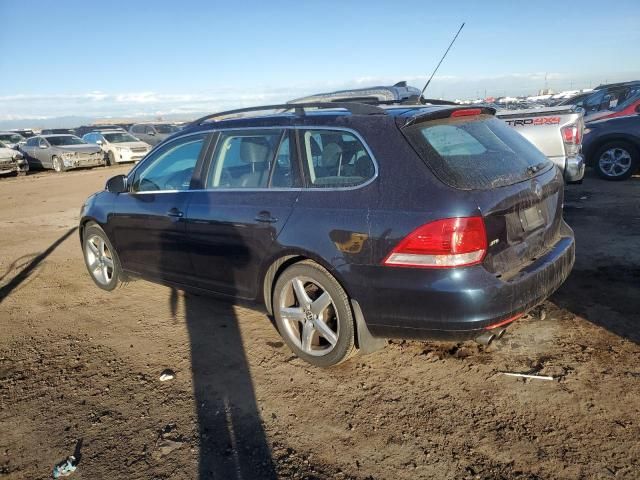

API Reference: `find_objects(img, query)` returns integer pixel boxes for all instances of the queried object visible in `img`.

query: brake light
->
[561,123,582,156]
[561,124,581,144]
[451,108,482,118]
[383,217,487,268]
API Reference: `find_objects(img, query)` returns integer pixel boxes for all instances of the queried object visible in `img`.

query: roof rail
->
[296,95,458,107]
[190,102,386,126]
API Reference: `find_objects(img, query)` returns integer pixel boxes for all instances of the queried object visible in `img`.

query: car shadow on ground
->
[0,226,77,303]
[157,206,277,479]
[170,288,277,479]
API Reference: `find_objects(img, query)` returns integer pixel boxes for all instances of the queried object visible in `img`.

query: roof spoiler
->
[402,106,496,128]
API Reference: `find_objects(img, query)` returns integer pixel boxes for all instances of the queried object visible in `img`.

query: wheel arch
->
[261,249,353,316]
[584,134,640,166]
[261,250,386,355]
[78,217,98,245]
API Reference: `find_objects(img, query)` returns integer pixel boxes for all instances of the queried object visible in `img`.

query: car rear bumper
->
[351,222,575,341]
[549,154,585,183]
[564,154,585,182]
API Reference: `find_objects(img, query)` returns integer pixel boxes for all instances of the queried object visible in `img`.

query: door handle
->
[167,208,184,218]
[255,211,278,223]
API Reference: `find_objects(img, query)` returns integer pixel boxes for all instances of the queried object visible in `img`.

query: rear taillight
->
[561,124,582,156]
[383,217,487,268]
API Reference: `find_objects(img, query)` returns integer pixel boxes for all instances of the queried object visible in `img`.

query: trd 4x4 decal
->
[504,117,561,127]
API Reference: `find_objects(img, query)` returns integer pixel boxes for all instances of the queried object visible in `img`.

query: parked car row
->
[0,123,180,175]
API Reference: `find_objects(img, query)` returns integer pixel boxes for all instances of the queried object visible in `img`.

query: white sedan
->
[83,130,152,166]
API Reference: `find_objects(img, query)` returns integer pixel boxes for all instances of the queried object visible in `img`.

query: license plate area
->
[519,205,545,232]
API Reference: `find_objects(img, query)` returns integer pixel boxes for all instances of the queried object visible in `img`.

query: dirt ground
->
[1,166,638,480]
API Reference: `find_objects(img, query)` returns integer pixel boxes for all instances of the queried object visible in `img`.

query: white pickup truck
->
[496,106,585,183]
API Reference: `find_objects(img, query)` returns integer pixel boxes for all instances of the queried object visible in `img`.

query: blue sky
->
[1,0,639,121]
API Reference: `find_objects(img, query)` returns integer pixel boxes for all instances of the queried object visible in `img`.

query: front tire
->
[107,151,116,167]
[52,156,66,173]
[593,141,638,180]
[83,224,122,291]
[273,260,357,367]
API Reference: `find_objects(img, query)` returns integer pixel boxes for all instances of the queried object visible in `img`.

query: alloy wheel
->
[278,276,339,357]
[85,234,115,285]
[598,147,632,177]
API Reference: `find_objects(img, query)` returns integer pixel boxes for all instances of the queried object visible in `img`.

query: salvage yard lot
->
[1,168,639,479]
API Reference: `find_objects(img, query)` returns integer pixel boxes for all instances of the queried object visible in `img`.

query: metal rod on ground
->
[420,22,466,97]
[500,372,556,381]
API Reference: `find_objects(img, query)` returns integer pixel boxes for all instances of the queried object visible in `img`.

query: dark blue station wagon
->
[80,102,575,367]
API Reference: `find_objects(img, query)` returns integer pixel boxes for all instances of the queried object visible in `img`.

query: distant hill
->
[0,113,205,130]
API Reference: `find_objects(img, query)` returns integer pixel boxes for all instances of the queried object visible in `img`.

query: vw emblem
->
[532,180,543,199]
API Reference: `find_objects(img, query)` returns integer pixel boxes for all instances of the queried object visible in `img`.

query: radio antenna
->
[420,22,465,97]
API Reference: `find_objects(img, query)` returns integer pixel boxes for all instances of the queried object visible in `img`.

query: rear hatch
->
[401,110,565,277]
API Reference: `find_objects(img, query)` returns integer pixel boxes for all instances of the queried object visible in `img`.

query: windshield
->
[154,125,180,134]
[404,115,552,190]
[0,133,24,144]
[46,135,86,146]
[104,132,139,143]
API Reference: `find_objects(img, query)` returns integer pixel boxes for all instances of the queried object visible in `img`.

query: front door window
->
[132,135,205,192]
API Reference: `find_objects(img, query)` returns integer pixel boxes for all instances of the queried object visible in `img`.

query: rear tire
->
[593,141,638,180]
[83,224,122,291]
[273,260,357,367]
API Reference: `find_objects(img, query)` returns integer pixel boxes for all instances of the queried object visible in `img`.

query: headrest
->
[321,143,343,167]
[240,137,270,163]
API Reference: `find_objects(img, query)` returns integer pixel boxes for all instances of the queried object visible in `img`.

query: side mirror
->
[106,174,128,194]
[39,144,48,149]
[96,140,103,145]
[147,130,156,136]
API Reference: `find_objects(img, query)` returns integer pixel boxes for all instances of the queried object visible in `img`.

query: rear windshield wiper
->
[526,161,548,176]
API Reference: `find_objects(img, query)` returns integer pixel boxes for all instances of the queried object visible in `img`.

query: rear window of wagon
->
[403,115,552,190]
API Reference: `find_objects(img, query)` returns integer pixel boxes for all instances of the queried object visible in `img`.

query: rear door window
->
[206,130,285,189]
[404,115,551,190]
[299,129,376,188]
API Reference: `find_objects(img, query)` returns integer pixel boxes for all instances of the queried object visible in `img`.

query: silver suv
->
[129,123,181,146]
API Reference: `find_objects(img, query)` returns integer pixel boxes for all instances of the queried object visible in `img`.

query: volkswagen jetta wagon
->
[80,102,575,367]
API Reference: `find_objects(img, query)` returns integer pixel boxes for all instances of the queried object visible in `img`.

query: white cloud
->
[1,70,638,123]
